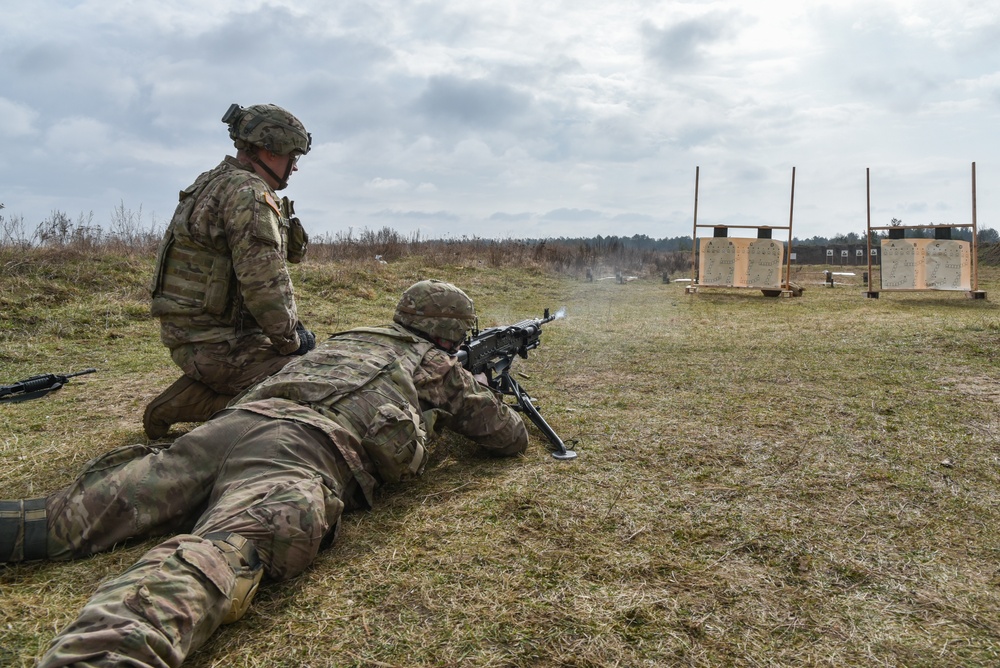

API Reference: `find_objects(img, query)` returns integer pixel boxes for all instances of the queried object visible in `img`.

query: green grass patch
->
[2,248,1000,666]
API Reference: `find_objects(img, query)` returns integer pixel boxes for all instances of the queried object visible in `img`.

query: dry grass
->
[2,246,1000,667]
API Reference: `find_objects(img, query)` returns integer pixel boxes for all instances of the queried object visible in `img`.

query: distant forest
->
[539,225,1000,252]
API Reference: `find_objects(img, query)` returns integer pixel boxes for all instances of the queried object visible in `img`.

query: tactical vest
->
[149,160,297,321]
[236,325,436,485]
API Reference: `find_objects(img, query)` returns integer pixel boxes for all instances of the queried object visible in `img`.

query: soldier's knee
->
[201,476,343,581]
[205,532,263,624]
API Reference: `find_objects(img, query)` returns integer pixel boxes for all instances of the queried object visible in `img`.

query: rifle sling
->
[0,388,57,404]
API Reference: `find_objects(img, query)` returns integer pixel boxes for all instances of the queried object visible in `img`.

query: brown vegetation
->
[2,230,1000,667]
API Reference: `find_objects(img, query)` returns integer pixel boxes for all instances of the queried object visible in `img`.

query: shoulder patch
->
[251,190,283,247]
[262,191,282,217]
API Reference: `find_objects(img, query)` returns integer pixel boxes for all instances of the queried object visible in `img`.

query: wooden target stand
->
[864,163,987,300]
[685,166,800,298]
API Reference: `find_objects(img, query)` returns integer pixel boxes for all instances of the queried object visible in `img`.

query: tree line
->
[538,226,999,252]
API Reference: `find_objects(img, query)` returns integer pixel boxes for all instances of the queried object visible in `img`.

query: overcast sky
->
[2,0,998,241]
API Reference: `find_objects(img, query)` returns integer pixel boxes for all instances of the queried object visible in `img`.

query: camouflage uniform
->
[151,155,304,390]
[21,318,526,667]
[143,103,313,439]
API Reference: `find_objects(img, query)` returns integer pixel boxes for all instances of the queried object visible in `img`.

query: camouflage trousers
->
[37,410,356,668]
[170,333,296,396]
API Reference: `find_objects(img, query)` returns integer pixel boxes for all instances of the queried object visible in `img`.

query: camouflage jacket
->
[150,156,301,354]
[233,323,528,505]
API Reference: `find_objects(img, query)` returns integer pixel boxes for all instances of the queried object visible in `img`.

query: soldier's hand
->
[293,322,316,355]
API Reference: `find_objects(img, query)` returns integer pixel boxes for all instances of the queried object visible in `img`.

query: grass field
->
[2,248,999,667]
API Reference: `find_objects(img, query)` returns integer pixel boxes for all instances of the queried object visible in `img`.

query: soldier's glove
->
[293,322,316,356]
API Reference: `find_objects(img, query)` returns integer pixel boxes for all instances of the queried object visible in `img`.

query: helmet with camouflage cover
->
[222,103,311,156]
[394,280,476,345]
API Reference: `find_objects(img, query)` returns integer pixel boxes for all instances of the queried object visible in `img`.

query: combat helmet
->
[222,103,311,156]
[394,280,476,345]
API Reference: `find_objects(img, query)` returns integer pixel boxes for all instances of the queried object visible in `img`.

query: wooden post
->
[785,166,796,290]
[971,161,979,292]
[690,166,700,286]
[865,167,877,298]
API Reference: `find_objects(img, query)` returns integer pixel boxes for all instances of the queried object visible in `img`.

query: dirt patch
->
[939,374,1000,403]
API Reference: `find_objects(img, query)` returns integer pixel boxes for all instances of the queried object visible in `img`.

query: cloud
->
[641,12,742,71]
[612,213,656,223]
[366,177,411,191]
[370,209,462,222]
[542,208,606,221]
[850,68,946,114]
[45,117,114,159]
[490,211,533,221]
[414,75,532,128]
[0,98,38,138]
[1,1,998,240]
[11,43,75,77]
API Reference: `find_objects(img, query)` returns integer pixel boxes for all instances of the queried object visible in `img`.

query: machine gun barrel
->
[455,309,576,460]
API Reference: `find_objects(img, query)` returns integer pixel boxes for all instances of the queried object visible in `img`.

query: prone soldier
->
[2,280,527,667]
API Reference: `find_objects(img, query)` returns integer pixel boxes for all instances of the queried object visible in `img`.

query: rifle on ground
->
[456,309,576,460]
[0,368,97,404]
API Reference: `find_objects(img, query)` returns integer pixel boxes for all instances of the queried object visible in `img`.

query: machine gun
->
[456,309,576,460]
[0,368,97,404]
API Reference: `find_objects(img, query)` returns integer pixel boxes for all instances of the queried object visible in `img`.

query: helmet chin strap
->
[250,152,294,190]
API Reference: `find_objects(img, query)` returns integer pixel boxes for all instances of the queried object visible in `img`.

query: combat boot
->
[143,375,234,439]
[0,498,48,562]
